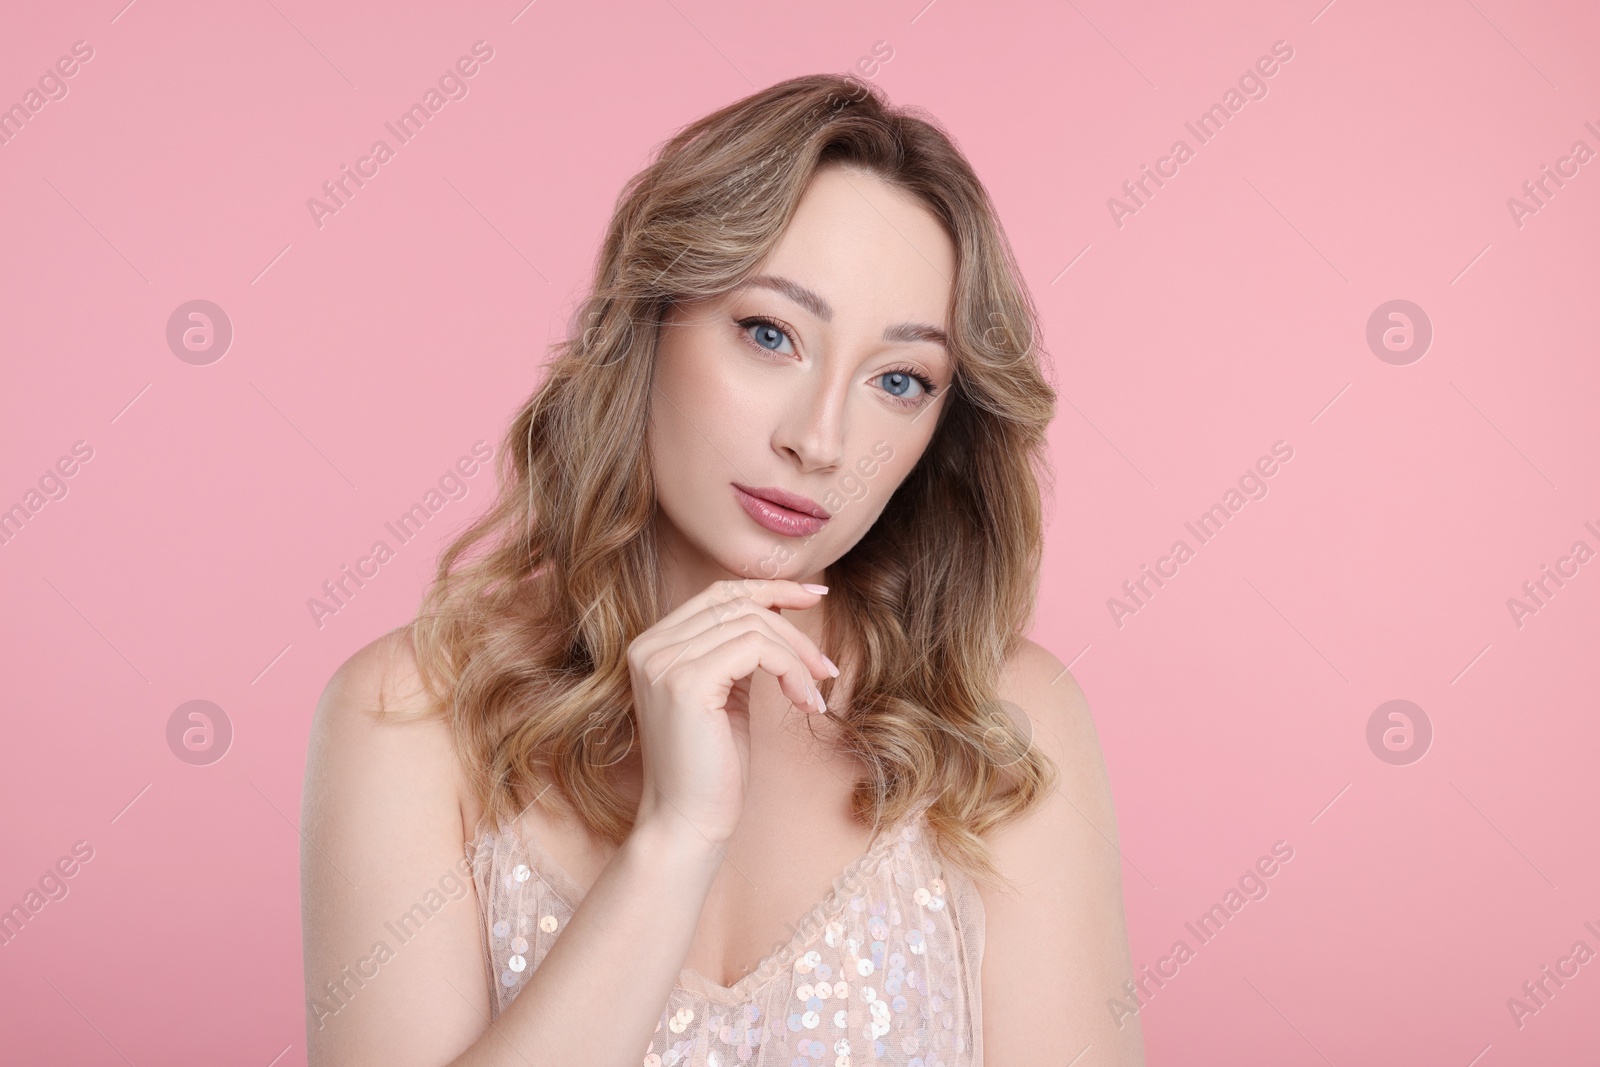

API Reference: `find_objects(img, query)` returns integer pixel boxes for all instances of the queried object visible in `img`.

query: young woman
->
[300,73,1142,1066]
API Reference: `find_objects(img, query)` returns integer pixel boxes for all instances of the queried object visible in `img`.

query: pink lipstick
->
[731,483,831,538]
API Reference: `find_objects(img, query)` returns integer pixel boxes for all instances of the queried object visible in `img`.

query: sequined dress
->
[467,794,985,1066]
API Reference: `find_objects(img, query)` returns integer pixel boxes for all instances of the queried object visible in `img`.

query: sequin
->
[469,795,977,1065]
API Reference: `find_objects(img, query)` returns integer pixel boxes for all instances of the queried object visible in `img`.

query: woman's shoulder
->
[996,637,1097,770]
[978,638,1142,1061]
[312,626,442,737]
[306,626,478,844]
[985,635,1113,865]
[301,627,496,1064]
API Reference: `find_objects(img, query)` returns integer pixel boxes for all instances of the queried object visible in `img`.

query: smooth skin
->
[300,163,1143,1065]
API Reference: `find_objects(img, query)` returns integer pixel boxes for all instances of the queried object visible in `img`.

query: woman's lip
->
[731,484,831,538]
[732,483,830,518]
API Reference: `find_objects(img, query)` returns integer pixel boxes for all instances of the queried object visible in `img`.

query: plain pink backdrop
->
[2,1,1597,1063]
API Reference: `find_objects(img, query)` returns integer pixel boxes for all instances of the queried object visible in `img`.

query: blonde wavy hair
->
[399,72,1059,891]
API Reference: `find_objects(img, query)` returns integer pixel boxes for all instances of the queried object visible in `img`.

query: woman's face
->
[647,163,957,593]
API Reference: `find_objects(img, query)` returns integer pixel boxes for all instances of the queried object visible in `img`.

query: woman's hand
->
[625,578,838,847]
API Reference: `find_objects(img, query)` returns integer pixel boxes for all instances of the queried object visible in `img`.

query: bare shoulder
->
[301,627,490,1064]
[305,626,471,836]
[302,620,480,844]
[996,638,1103,797]
[978,638,1145,1065]
[316,625,435,726]
[983,638,1113,893]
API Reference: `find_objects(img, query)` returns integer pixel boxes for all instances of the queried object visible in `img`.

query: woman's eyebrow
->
[739,274,949,350]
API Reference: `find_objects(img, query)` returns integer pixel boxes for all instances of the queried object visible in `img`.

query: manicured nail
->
[800,583,829,593]
[815,688,829,714]
[822,654,840,678]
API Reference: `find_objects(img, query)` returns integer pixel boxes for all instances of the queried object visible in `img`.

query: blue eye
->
[735,314,939,410]
[752,323,785,350]
[878,367,938,408]
[738,316,795,355]
[881,371,921,398]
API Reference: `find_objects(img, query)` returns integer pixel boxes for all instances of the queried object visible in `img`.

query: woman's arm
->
[300,630,726,1067]
[978,640,1146,1065]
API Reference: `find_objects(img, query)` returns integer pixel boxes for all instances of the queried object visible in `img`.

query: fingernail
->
[800,583,829,593]
[822,654,840,678]
[816,688,829,714]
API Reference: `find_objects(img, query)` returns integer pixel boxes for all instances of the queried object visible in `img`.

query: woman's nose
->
[773,383,846,472]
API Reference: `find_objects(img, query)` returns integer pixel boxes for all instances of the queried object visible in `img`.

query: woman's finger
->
[639,595,837,683]
[660,625,828,715]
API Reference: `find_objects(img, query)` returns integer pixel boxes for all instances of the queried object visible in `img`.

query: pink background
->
[2,0,1597,1062]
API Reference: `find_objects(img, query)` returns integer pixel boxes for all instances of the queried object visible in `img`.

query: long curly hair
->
[398,72,1059,892]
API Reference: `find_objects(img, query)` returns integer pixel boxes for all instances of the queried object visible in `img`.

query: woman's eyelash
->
[734,315,938,406]
[735,315,796,354]
[889,363,934,404]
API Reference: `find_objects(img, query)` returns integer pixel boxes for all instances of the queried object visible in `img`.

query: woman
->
[301,72,1142,1066]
